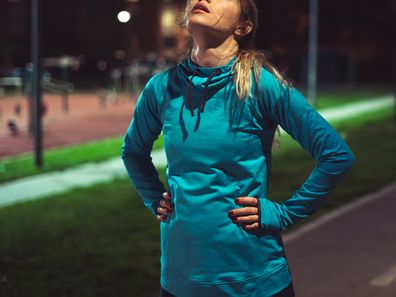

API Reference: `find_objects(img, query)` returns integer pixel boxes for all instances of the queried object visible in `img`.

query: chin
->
[188,13,209,24]
[187,16,212,32]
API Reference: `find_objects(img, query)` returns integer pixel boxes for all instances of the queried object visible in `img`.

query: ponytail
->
[232,49,292,151]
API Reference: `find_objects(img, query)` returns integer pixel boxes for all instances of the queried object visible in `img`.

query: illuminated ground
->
[0,92,135,157]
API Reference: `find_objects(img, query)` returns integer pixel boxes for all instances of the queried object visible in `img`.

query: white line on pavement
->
[370,262,396,287]
[283,180,396,244]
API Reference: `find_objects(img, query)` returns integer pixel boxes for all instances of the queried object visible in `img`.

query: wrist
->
[258,197,282,232]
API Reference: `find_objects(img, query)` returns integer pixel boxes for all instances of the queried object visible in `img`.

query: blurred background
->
[0,0,395,296]
[0,0,393,92]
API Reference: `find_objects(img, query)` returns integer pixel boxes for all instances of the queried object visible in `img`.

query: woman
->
[121,0,356,296]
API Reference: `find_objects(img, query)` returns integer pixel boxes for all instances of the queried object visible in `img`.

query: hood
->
[177,55,236,116]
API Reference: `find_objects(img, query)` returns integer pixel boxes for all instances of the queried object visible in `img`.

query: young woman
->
[121,0,356,296]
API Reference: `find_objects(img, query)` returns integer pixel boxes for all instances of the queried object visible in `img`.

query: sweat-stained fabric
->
[121,55,356,297]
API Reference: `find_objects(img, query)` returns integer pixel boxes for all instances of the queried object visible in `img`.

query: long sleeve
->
[257,70,356,232]
[121,78,166,217]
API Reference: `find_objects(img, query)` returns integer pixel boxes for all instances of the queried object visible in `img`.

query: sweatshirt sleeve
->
[121,77,166,218]
[257,69,356,232]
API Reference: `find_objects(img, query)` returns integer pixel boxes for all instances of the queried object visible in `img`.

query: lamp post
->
[392,0,396,127]
[31,0,43,168]
[307,0,318,108]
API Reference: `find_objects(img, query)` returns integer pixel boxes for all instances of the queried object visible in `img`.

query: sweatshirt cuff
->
[258,197,282,232]
[148,201,161,218]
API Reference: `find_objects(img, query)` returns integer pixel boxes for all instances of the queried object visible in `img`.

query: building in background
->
[0,0,393,88]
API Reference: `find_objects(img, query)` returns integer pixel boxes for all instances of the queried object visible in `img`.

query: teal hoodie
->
[121,55,355,296]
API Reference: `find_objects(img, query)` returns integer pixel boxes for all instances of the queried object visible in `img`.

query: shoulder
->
[256,66,307,107]
[145,65,178,92]
[252,66,312,125]
[257,67,290,97]
[140,66,177,105]
[253,66,288,114]
[136,65,178,119]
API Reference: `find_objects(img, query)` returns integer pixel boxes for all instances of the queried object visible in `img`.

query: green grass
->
[0,113,395,297]
[308,87,392,109]
[0,177,165,297]
[0,135,164,184]
[272,105,395,155]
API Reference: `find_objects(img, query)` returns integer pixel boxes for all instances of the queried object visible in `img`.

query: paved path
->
[278,94,393,135]
[0,149,166,208]
[283,180,396,297]
[0,94,394,208]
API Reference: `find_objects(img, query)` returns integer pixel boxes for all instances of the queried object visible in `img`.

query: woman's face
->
[185,0,242,39]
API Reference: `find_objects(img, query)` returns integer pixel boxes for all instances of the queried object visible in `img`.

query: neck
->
[190,35,239,67]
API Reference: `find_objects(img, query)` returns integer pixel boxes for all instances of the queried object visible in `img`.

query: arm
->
[257,70,356,232]
[121,78,166,218]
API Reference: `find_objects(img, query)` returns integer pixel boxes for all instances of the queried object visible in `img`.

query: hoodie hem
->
[161,261,292,297]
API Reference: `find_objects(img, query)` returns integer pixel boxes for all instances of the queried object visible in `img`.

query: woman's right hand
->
[156,192,173,222]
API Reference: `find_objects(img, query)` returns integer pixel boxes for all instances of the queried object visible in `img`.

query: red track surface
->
[0,93,136,157]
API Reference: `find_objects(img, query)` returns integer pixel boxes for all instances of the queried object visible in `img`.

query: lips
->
[192,3,210,13]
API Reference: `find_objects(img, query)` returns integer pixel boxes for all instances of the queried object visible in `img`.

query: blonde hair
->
[179,0,293,151]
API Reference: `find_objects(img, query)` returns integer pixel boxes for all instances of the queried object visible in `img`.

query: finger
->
[163,192,172,200]
[157,206,169,216]
[160,199,173,211]
[242,222,260,231]
[162,193,174,209]
[235,197,258,206]
[232,215,259,224]
[228,206,258,217]
[156,214,167,222]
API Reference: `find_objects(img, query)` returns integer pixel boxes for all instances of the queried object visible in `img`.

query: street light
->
[117,11,131,23]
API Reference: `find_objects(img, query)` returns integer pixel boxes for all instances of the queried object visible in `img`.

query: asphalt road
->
[283,180,396,297]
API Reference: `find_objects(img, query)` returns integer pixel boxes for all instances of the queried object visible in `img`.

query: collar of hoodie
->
[177,55,236,116]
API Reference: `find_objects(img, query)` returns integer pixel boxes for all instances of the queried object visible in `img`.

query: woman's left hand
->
[228,197,261,232]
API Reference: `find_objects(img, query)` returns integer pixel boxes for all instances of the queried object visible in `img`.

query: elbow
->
[349,151,356,166]
[343,149,356,171]
[121,143,129,160]
[121,136,139,160]
[121,134,130,160]
[317,147,356,175]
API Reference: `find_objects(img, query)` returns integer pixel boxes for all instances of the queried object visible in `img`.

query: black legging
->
[159,281,296,297]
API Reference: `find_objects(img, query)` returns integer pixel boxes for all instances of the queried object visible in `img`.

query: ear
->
[235,20,253,38]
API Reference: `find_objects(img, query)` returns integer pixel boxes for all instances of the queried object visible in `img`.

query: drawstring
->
[200,69,221,113]
[187,67,198,116]
[187,68,222,116]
